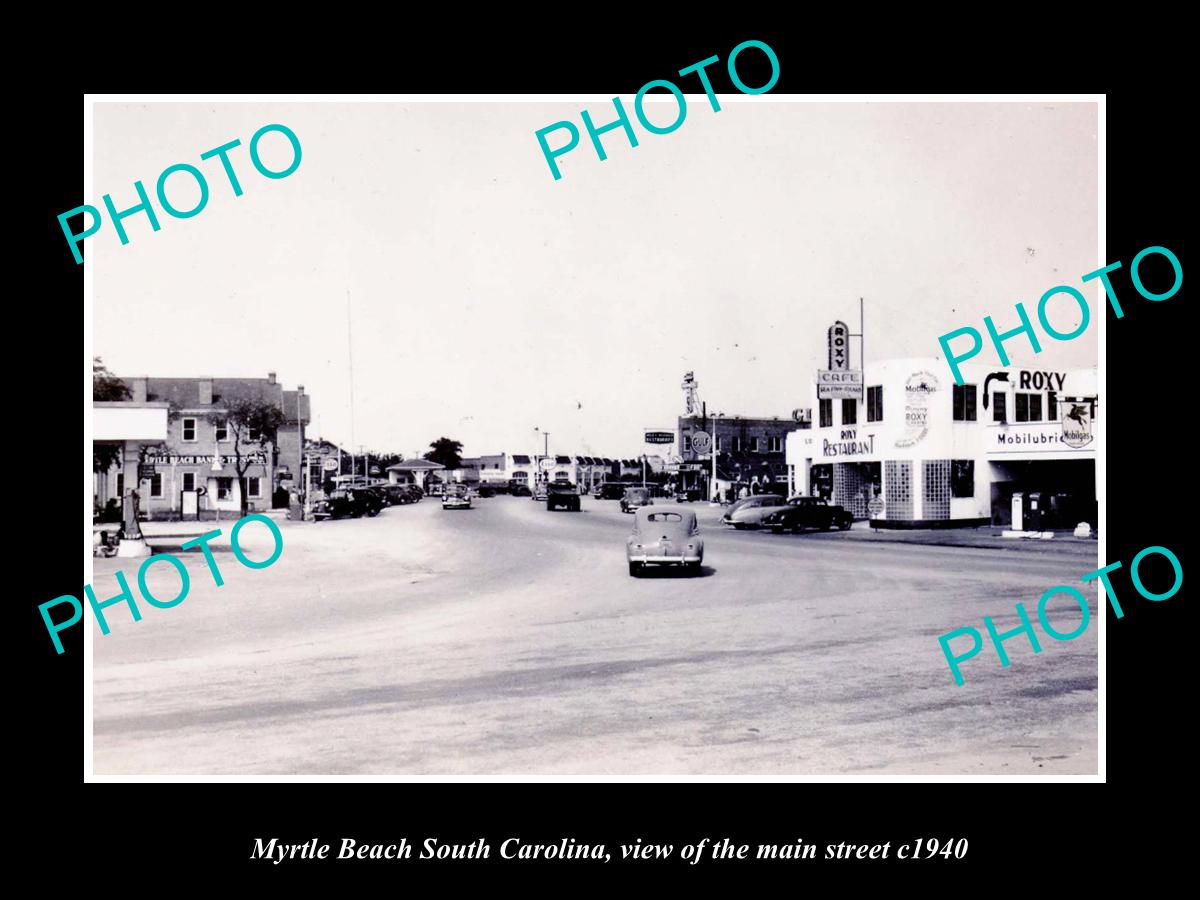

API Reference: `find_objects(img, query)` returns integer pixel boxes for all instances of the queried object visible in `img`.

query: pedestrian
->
[739,484,749,500]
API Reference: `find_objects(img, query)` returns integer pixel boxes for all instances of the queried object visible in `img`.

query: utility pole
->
[347,288,356,487]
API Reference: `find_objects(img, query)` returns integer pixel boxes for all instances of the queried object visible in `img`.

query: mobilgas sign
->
[644,431,675,444]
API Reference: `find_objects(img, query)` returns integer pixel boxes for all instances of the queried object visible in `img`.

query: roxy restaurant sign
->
[146,453,267,465]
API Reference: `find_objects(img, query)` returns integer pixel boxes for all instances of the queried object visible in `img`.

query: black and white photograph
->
[80,95,1105,777]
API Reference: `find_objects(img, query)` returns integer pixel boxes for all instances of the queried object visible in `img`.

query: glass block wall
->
[884,460,913,520]
[923,459,950,520]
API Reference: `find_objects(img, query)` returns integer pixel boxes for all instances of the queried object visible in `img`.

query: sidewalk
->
[94,509,289,541]
[815,522,1099,554]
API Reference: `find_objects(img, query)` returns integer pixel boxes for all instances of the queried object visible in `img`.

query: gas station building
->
[786,357,1098,528]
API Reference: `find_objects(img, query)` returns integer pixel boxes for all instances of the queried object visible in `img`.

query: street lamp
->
[711,412,725,503]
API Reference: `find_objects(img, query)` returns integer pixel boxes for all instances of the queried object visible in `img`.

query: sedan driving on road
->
[547,483,580,511]
[721,494,788,529]
[442,484,472,510]
[627,506,704,576]
[761,496,853,533]
[619,486,651,513]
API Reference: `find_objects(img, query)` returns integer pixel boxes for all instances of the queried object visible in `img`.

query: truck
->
[546,482,581,511]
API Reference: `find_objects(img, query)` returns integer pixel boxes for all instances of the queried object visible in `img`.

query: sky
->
[93,99,1098,460]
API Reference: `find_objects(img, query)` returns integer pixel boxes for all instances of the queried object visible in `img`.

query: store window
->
[842,398,857,426]
[952,384,977,421]
[951,460,974,498]
[182,417,197,442]
[247,476,262,498]
[1047,392,1058,421]
[819,398,833,428]
[867,386,883,422]
[993,393,1007,423]
[182,472,196,492]
[150,473,163,498]
[216,477,233,500]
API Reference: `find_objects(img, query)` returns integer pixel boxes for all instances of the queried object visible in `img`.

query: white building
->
[785,357,1097,528]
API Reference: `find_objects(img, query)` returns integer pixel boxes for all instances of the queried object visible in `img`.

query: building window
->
[216,477,233,500]
[1047,392,1058,421]
[247,476,262,498]
[1029,393,1043,421]
[1015,392,1043,423]
[952,384,977,421]
[768,436,783,453]
[842,399,857,426]
[182,417,197,442]
[749,436,760,453]
[247,427,262,443]
[150,473,163,498]
[819,399,833,428]
[730,435,742,453]
[215,423,229,442]
[683,435,692,452]
[867,386,883,422]
[951,460,974,498]
[993,393,1007,423]
[714,435,721,452]
[182,472,196,492]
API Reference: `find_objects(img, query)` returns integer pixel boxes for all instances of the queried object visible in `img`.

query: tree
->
[207,395,285,517]
[424,437,463,470]
[93,357,130,473]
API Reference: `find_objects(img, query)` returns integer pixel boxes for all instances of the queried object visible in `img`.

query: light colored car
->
[441,484,472,509]
[627,505,704,576]
[721,494,788,529]
[619,486,651,513]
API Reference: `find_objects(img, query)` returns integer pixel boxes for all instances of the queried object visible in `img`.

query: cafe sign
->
[817,369,863,400]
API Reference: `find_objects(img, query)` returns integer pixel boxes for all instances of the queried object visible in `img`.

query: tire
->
[770,527,783,534]
[839,518,852,531]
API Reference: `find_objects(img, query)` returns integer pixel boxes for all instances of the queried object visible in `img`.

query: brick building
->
[95,372,310,519]
[677,414,805,497]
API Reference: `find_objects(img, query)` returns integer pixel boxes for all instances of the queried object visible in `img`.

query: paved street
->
[92,496,1099,775]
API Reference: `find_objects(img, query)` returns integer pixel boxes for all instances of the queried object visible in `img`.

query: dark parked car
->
[761,496,853,533]
[510,482,532,497]
[547,483,581,511]
[389,483,424,504]
[595,483,627,500]
[674,487,703,502]
[313,487,382,520]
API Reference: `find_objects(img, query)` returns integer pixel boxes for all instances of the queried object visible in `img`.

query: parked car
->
[595,482,627,500]
[674,487,703,502]
[761,496,854,533]
[721,494,789,529]
[510,482,532,497]
[627,506,704,576]
[547,483,581,511]
[619,486,652,513]
[313,487,381,520]
[441,484,472,510]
